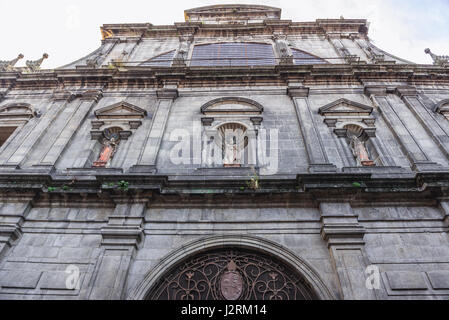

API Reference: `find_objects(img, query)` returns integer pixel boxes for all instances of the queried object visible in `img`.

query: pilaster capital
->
[364,85,387,97]
[320,224,366,247]
[52,90,77,102]
[287,86,309,98]
[395,86,417,99]
[80,89,103,102]
[156,88,179,99]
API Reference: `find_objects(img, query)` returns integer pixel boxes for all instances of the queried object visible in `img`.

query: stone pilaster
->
[288,86,337,173]
[320,202,382,300]
[0,90,76,170]
[34,90,103,169]
[0,193,35,260]
[83,195,146,300]
[365,86,440,171]
[396,86,449,161]
[131,86,178,173]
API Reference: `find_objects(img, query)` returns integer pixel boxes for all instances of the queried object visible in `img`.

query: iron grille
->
[146,248,318,300]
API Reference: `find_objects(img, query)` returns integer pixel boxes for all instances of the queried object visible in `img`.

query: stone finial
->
[425,48,449,67]
[0,54,24,72]
[25,53,49,72]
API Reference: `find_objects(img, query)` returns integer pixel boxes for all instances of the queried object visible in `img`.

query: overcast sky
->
[1,0,448,68]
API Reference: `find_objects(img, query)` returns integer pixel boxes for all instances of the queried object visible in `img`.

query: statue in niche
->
[349,135,375,167]
[93,136,119,167]
[223,135,239,167]
[93,138,118,167]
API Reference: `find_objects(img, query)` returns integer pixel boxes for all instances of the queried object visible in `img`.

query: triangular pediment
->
[319,99,373,116]
[201,97,263,115]
[95,102,147,119]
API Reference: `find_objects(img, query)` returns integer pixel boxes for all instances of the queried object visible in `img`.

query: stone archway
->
[128,235,335,300]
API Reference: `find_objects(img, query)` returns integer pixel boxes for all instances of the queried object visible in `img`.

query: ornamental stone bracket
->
[326,35,360,64]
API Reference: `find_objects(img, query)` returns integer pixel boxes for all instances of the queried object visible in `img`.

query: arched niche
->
[128,235,335,300]
[434,99,449,120]
[201,97,263,168]
[0,103,37,148]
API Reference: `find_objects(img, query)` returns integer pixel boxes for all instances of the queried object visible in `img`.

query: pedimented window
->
[201,98,263,168]
[319,98,375,128]
[90,101,148,140]
[319,99,383,167]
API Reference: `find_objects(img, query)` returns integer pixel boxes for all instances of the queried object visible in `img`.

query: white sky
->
[1,0,448,68]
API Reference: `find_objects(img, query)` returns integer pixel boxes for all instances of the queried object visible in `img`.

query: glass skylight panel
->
[140,51,175,67]
[292,49,327,65]
[191,43,276,67]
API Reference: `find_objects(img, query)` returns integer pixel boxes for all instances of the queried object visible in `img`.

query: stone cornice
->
[99,18,369,40]
[1,63,448,92]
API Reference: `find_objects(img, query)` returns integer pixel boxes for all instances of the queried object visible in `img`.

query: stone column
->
[320,201,382,300]
[396,86,449,160]
[34,90,103,169]
[0,90,75,170]
[288,86,337,173]
[0,192,36,260]
[131,87,178,173]
[365,86,440,171]
[83,195,146,300]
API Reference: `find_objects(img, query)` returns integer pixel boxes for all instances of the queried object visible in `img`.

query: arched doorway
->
[145,247,318,300]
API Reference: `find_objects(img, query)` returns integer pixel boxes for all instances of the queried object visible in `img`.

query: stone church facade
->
[0,4,449,300]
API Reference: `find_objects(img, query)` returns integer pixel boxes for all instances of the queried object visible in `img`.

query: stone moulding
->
[201,97,263,115]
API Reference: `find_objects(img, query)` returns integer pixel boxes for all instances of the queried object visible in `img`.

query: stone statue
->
[350,135,375,166]
[425,48,449,67]
[272,34,293,65]
[25,53,49,72]
[223,135,238,166]
[93,138,118,167]
[173,36,192,66]
[0,54,24,72]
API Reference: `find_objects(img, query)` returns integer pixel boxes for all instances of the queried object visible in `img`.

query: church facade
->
[0,4,449,300]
